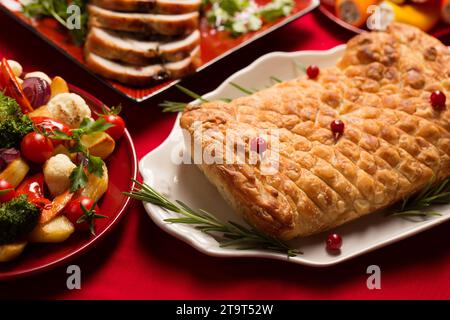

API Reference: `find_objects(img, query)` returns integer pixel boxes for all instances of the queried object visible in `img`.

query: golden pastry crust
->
[180,23,450,240]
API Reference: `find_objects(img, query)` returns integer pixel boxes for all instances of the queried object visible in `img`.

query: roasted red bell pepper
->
[31,116,72,146]
[16,173,51,210]
[0,58,33,114]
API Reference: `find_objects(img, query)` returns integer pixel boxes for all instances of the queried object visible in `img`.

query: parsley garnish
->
[22,0,88,45]
[42,117,113,192]
[205,0,294,36]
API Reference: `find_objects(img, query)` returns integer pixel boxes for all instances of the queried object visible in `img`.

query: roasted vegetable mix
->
[0,58,126,262]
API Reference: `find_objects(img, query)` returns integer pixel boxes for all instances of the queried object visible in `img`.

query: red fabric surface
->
[1,9,450,299]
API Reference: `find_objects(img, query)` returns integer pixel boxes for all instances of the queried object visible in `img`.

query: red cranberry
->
[430,91,446,110]
[326,233,342,251]
[250,137,267,154]
[330,119,344,137]
[307,65,320,79]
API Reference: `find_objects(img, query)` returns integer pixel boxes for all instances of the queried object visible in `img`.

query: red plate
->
[0,0,319,102]
[319,3,450,44]
[0,84,138,281]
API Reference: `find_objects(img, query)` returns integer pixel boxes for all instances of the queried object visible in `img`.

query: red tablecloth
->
[1,9,450,300]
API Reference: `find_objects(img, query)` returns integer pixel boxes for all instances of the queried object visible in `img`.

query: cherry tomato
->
[102,114,125,140]
[0,179,16,203]
[65,197,105,234]
[21,132,54,163]
[31,117,72,146]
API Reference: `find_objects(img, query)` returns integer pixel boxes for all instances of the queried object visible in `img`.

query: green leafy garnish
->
[42,117,112,192]
[259,0,294,22]
[205,0,294,36]
[22,0,88,45]
[69,164,88,192]
[125,180,301,257]
[87,155,104,177]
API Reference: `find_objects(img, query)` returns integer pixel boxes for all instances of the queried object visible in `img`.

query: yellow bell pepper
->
[380,1,440,31]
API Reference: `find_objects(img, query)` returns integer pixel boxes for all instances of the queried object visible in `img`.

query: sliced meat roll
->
[87,4,199,36]
[90,0,201,14]
[85,27,201,65]
[85,46,201,86]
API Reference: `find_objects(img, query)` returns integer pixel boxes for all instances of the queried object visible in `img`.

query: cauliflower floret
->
[0,60,22,77]
[44,154,76,197]
[47,93,91,128]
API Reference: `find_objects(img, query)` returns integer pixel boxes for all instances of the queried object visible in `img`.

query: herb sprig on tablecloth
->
[125,180,300,257]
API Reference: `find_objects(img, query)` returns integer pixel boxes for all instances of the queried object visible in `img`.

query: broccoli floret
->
[0,195,40,244]
[0,92,33,148]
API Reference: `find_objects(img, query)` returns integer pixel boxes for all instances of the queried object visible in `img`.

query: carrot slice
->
[0,58,33,114]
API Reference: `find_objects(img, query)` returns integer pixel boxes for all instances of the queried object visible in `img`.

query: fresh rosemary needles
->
[391,178,450,217]
[124,180,300,257]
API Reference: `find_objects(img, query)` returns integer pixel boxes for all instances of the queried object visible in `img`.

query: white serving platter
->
[139,45,450,266]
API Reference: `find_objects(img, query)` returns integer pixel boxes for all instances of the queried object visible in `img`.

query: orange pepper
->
[442,0,450,23]
[336,0,380,27]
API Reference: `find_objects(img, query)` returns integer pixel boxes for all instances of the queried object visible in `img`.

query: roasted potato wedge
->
[0,158,30,187]
[80,132,115,159]
[50,76,69,98]
[0,242,27,262]
[29,216,74,243]
[28,105,52,118]
[80,164,108,202]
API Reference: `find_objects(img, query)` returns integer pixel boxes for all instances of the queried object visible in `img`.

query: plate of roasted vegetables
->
[0,58,137,280]
[319,0,450,39]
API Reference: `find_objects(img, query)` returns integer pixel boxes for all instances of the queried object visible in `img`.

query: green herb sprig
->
[391,178,450,217]
[160,85,209,113]
[39,117,113,192]
[205,0,294,36]
[125,180,300,257]
[22,0,88,45]
[160,81,256,113]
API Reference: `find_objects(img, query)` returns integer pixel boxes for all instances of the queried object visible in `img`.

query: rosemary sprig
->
[229,82,254,95]
[160,101,187,113]
[270,76,282,83]
[124,180,300,257]
[159,76,278,112]
[391,178,450,217]
[175,84,209,103]
[294,61,306,72]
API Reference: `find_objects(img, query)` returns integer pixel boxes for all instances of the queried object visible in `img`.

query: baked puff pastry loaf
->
[180,23,450,240]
